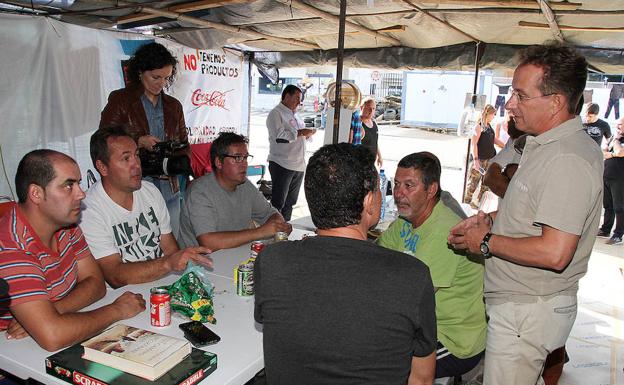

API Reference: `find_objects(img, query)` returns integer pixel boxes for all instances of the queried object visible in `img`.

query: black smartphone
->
[179,321,221,347]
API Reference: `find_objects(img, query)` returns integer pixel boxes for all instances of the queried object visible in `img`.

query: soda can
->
[274,231,288,242]
[250,241,265,259]
[150,288,171,327]
[236,263,254,296]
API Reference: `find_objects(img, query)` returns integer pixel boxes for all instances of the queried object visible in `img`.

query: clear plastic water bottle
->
[386,196,398,222]
[379,169,387,220]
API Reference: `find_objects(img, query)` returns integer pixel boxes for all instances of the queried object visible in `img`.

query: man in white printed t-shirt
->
[80,126,212,288]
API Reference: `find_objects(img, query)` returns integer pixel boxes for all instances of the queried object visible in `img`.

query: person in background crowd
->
[378,152,486,379]
[583,102,611,147]
[449,42,602,385]
[483,114,524,198]
[179,133,291,251]
[255,143,436,385]
[0,150,145,351]
[350,97,383,167]
[266,85,316,221]
[464,104,505,208]
[494,110,512,147]
[597,116,624,245]
[99,42,188,236]
[80,126,211,288]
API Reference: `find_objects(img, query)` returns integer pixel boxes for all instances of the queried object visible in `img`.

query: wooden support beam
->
[400,0,480,42]
[274,0,402,46]
[536,0,564,42]
[302,25,406,39]
[520,21,624,32]
[158,23,407,38]
[426,8,624,16]
[420,0,581,10]
[117,0,247,25]
[378,25,406,33]
[81,0,320,49]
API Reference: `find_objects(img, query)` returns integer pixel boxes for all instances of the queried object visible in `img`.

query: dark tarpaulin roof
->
[3,0,624,72]
[252,43,624,73]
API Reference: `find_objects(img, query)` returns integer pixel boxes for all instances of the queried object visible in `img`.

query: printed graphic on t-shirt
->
[585,125,603,138]
[399,221,419,255]
[112,206,163,262]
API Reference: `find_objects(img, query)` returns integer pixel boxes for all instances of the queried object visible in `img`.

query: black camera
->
[139,140,194,177]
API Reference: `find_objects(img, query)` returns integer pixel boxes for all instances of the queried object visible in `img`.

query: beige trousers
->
[483,295,577,385]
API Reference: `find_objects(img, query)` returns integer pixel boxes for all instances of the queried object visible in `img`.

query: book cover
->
[45,344,217,385]
[80,324,191,380]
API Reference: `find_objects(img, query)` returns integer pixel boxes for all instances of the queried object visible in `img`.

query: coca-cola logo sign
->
[191,89,233,110]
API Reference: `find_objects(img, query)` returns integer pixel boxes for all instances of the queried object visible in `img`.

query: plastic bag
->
[161,262,216,324]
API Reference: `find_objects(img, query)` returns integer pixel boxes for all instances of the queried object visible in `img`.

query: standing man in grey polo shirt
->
[448,43,602,385]
[266,85,316,221]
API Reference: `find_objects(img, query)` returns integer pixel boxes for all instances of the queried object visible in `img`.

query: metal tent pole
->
[332,0,347,144]
[462,41,486,202]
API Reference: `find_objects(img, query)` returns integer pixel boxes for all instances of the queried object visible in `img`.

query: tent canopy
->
[3,0,624,72]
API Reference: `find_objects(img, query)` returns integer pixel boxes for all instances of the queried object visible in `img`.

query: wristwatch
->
[480,232,493,258]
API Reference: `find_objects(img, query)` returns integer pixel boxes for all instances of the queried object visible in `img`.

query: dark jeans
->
[601,176,624,237]
[605,98,620,119]
[145,176,182,238]
[269,161,304,221]
[435,341,484,378]
[494,95,506,117]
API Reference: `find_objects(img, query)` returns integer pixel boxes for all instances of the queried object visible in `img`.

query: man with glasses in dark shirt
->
[179,132,291,251]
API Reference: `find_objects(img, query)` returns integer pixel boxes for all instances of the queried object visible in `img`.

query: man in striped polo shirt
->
[0,149,145,351]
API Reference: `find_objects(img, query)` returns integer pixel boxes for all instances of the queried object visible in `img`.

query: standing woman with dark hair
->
[463,104,505,208]
[99,42,187,236]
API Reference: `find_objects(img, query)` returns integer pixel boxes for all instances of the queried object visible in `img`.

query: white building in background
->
[250,66,403,112]
[402,70,493,129]
[249,66,557,131]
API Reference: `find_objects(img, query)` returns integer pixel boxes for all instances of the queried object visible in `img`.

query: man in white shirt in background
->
[266,84,316,221]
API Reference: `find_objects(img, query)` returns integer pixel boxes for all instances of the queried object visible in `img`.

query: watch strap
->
[481,232,493,257]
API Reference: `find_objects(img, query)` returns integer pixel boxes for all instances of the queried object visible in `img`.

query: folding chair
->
[247,165,271,200]
[0,196,15,218]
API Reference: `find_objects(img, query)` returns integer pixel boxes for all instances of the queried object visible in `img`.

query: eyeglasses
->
[510,90,555,103]
[222,154,253,163]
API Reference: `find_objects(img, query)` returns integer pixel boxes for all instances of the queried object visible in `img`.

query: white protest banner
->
[168,47,245,144]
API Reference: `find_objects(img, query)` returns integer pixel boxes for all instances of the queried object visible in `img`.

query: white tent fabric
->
[0,13,246,199]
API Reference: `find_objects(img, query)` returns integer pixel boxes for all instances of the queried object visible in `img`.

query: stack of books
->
[45,324,217,385]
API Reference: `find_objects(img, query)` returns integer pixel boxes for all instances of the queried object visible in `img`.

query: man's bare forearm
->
[197,228,266,252]
[103,258,171,289]
[407,352,435,385]
[54,276,106,314]
[12,294,143,352]
[41,304,128,350]
[489,227,579,271]
[483,163,509,198]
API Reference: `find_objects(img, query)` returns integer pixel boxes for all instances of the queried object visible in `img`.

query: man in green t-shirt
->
[378,152,486,379]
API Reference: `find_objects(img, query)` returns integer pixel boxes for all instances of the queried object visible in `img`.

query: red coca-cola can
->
[150,288,171,327]
[250,241,265,259]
